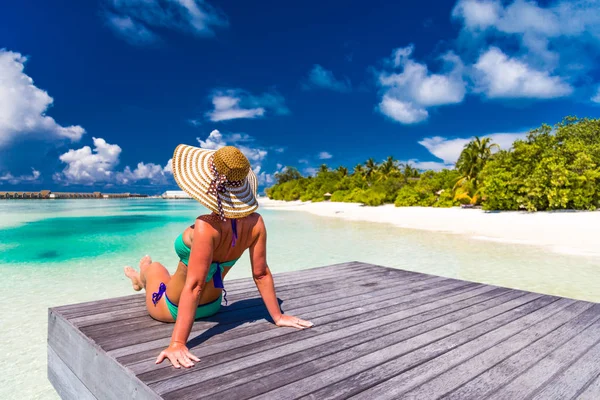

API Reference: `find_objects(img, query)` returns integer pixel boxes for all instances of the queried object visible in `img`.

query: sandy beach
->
[258,198,600,258]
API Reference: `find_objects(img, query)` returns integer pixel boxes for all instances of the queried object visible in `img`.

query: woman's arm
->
[250,215,313,329]
[156,220,216,368]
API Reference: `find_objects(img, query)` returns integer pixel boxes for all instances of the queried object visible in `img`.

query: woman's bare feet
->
[124,255,152,291]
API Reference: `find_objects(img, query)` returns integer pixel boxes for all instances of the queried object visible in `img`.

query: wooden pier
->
[48,262,600,399]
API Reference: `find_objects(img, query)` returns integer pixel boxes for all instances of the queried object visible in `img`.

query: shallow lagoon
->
[0,199,598,399]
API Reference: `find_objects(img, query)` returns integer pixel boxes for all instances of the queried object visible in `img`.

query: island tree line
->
[266,117,600,211]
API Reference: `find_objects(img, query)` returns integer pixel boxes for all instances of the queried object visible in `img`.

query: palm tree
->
[454,137,499,204]
[379,156,400,176]
[364,158,378,182]
[353,163,365,178]
[337,166,349,177]
[401,163,420,182]
[319,164,329,174]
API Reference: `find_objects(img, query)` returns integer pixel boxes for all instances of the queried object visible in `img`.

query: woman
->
[124,144,313,369]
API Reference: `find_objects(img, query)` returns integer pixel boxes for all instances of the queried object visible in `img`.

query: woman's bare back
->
[166,213,261,305]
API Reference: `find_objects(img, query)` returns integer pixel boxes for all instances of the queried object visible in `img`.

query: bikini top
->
[174,218,239,305]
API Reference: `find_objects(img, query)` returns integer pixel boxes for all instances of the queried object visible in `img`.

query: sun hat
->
[171,144,258,220]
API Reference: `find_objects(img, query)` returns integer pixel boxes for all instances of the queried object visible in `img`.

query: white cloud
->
[197,129,268,163]
[103,0,228,45]
[592,87,600,103]
[379,95,429,124]
[419,131,528,164]
[164,159,173,174]
[453,0,600,39]
[401,160,452,171]
[453,0,600,72]
[377,45,466,124]
[318,151,333,160]
[196,129,280,186]
[206,89,289,122]
[304,65,351,92]
[303,167,318,177]
[116,161,171,185]
[0,168,41,185]
[54,137,172,185]
[452,0,502,30]
[0,50,85,148]
[473,47,572,99]
[54,137,122,185]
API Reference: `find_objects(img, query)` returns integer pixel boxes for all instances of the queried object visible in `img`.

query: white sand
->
[258,198,600,258]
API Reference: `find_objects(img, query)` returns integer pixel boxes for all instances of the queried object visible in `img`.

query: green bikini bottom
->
[165,293,222,320]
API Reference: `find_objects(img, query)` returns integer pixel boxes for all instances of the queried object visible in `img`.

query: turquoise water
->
[0,199,599,399]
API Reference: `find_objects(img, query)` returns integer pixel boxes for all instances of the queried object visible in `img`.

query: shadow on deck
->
[48,262,600,399]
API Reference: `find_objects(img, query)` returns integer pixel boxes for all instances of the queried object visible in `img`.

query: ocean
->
[1,199,599,399]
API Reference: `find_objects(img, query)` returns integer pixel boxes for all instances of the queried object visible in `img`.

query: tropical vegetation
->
[266,117,600,211]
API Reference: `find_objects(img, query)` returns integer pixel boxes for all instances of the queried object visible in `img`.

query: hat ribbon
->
[207,158,244,221]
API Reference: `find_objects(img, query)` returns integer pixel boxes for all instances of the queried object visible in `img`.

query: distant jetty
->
[0,190,148,200]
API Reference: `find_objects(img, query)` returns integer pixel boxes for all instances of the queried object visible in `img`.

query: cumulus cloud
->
[196,129,280,186]
[0,50,85,148]
[304,65,351,92]
[54,137,172,185]
[473,47,572,99]
[103,0,228,45]
[318,151,333,160]
[206,89,289,122]
[116,161,172,185]
[377,45,466,124]
[400,160,452,171]
[54,137,122,185]
[453,0,600,74]
[453,0,600,39]
[197,129,268,163]
[418,131,528,165]
[0,168,41,185]
[592,87,600,103]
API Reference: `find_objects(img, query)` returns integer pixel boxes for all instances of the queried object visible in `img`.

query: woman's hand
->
[155,342,200,368]
[274,314,314,329]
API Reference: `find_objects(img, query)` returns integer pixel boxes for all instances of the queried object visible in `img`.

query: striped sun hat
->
[171,144,258,220]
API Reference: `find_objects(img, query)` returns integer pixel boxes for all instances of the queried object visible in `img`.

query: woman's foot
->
[124,267,142,291]
[124,256,152,291]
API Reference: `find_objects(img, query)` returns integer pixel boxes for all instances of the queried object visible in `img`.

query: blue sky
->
[1,0,600,194]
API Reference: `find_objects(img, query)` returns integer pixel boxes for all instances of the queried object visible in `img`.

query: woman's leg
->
[124,256,174,322]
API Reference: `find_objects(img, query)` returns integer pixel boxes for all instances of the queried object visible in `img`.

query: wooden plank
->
[134,280,479,381]
[358,299,587,400]
[66,264,374,321]
[165,287,516,400]
[531,339,600,400]
[577,373,600,400]
[114,275,451,365]
[445,303,600,400]
[486,316,600,400]
[247,294,556,400]
[48,346,97,400]
[149,284,515,395]
[81,267,422,336]
[47,309,162,400]
[109,275,458,361]
[72,267,408,328]
[100,270,444,353]
[57,262,367,318]
[89,269,435,340]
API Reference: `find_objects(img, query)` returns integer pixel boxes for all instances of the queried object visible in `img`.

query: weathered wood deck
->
[48,262,600,399]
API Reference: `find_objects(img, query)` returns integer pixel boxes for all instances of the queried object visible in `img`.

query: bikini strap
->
[231,219,238,247]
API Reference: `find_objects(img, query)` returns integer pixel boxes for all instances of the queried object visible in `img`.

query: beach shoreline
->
[258,198,600,258]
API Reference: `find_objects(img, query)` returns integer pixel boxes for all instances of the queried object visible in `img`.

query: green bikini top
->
[174,233,239,282]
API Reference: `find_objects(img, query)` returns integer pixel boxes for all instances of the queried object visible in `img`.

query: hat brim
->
[172,144,258,219]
